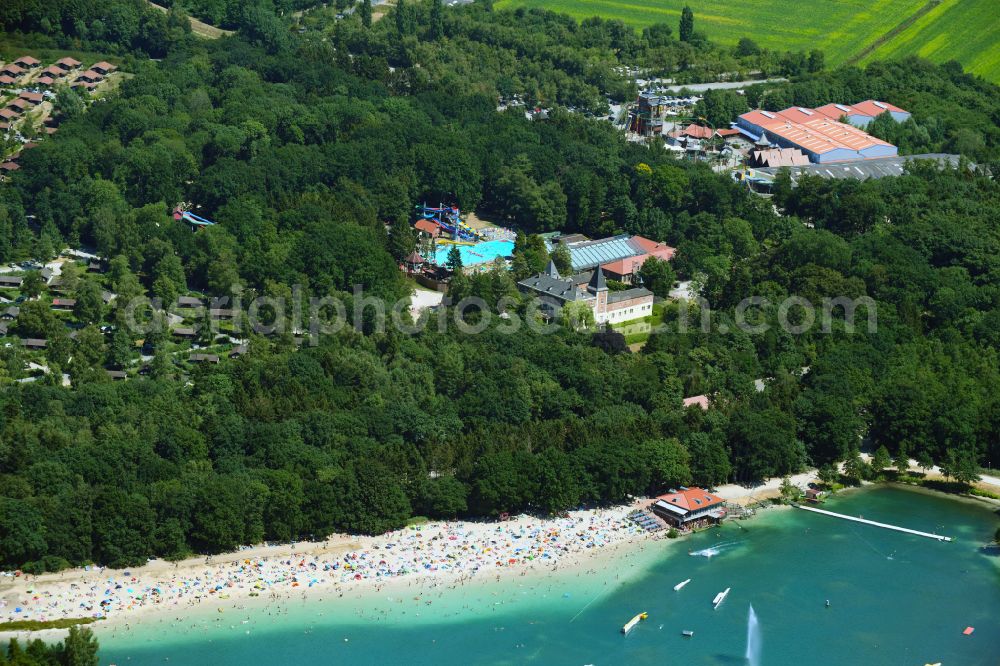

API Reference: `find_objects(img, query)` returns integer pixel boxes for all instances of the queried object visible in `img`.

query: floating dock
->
[794,505,951,542]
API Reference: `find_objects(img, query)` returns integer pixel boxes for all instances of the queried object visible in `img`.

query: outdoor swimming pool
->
[433,239,515,267]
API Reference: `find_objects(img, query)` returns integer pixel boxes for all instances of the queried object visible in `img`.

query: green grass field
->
[859,0,1000,81]
[495,0,1000,81]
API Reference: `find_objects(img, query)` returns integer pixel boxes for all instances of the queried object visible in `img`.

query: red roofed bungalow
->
[414,218,441,238]
[651,487,726,528]
[42,65,65,78]
[14,56,40,68]
[19,92,43,104]
[91,61,117,74]
[55,57,81,70]
[0,109,18,121]
[35,76,54,87]
[682,394,710,410]
[76,70,103,83]
[0,163,20,172]
[0,75,15,86]
[680,123,715,140]
[6,98,30,112]
[0,64,25,77]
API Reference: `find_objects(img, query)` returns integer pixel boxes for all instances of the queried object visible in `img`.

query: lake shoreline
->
[3,476,993,644]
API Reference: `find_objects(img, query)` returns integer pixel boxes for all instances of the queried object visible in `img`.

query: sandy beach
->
[16,459,989,644]
[1,498,687,640]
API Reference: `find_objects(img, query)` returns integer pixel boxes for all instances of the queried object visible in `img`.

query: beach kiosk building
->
[651,487,726,529]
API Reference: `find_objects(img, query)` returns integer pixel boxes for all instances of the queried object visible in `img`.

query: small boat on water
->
[682,630,694,637]
[622,612,648,635]
[673,579,691,591]
[712,587,730,609]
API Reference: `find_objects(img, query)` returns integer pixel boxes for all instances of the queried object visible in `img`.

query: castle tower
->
[588,266,608,322]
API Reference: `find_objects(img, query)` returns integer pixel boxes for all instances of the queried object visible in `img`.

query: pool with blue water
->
[432,240,515,267]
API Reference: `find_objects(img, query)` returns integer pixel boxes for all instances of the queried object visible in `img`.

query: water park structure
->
[415,203,479,242]
[173,203,216,229]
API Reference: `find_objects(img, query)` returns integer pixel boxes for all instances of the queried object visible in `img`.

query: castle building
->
[517,263,654,325]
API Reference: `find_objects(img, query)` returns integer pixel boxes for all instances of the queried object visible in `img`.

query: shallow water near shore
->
[100,486,1000,665]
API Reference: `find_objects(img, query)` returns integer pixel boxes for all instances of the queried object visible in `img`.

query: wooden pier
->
[794,505,952,542]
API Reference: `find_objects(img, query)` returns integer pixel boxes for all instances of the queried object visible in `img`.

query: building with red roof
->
[55,57,81,70]
[735,104,899,164]
[19,92,43,104]
[748,147,810,168]
[91,61,117,74]
[414,218,441,238]
[35,76,54,87]
[600,236,677,284]
[76,70,104,83]
[13,56,40,68]
[682,395,710,410]
[42,65,66,78]
[0,75,15,86]
[845,100,910,126]
[0,109,19,121]
[651,487,726,528]
[679,123,714,140]
[5,99,30,113]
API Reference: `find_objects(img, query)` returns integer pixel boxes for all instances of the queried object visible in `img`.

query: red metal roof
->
[56,57,81,68]
[14,56,40,66]
[850,99,907,117]
[740,107,893,155]
[716,128,741,137]
[0,163,20,172]
[813,103,854,121]
[0,76,14,85]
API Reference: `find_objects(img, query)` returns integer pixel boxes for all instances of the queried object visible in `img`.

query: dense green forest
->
[0,1,997,571]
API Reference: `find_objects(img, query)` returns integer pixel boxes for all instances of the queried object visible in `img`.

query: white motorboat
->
[712,587,730,609]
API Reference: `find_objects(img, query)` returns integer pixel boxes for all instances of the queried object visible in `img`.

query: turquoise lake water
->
[433,240,515,267]
[100,487,1000,665]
